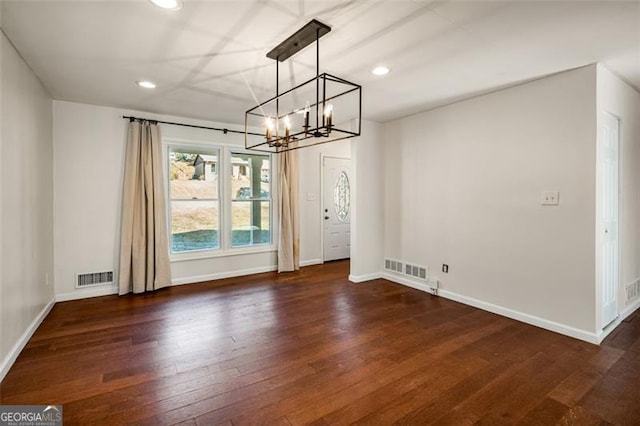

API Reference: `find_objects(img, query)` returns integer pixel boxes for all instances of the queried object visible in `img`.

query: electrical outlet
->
[541,191,560,206]
[442,264,449,273]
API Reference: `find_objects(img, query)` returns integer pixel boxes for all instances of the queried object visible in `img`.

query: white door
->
[323,157,351,261]
[599,112,619,329]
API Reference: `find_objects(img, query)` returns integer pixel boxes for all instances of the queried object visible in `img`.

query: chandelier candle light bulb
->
[265,117,274,141]
[284,116,291,139]
[324,103,333,132]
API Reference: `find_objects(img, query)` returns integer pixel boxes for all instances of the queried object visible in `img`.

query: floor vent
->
[77,271,114,288]
[384,259,404,274]
[626,278,640,305]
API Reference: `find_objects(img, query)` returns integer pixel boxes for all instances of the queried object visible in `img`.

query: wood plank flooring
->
[1,260,640,425]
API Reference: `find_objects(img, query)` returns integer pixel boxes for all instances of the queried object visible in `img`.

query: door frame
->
[320,155,351,262]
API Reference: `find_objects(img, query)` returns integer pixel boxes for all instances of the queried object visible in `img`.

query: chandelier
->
[245,19,362,153]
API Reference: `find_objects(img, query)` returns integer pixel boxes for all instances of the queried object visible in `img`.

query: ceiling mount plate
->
[266,19,331,62]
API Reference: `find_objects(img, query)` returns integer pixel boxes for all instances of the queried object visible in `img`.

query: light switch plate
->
[541,191,560,206]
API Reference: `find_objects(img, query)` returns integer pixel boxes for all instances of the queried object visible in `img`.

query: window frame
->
[166,143,221,255]
[164,138,277,262]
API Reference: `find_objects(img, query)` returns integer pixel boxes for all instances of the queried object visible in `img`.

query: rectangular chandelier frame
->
[245,73,361,153]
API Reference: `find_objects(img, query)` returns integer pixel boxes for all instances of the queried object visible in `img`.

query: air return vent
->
[76,271,114,288]
[404,263,428,281]
[384,258,404,273]
[385,259,428,281]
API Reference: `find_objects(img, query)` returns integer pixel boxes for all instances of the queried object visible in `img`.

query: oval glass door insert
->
[334,171,350,222]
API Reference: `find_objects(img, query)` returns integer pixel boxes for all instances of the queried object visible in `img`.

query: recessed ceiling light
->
[137,80,157,89]
[148,0,182,10]
[371,66,390,76]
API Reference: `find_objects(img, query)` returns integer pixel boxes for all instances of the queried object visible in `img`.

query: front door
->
[323,157,351,262]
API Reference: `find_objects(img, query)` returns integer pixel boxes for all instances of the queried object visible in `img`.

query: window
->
[231,152,271,247]
[168,149,220,253]
[167,146,272,255]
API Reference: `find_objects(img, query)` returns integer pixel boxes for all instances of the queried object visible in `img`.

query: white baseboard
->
[438,289,599,344]
[0,298,55,383]
[381,272,437,294]
[56,285,118,302]
[300,259,323,267]
[382,273,599,344]
[171,265,277,286]
[349,272,383,283]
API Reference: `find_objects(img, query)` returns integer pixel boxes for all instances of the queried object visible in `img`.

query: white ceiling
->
[1,0,639,124]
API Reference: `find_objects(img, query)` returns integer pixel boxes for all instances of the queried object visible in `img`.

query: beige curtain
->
[278,146,300,272]
[118,120,171,294]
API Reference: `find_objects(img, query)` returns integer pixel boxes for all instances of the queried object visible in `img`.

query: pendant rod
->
[276,56,280,140]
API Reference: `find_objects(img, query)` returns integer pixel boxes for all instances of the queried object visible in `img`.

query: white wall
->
[1,31,54,379]
[52,100,348,299]
[382,66,598,335]
[53,101,126,299]
[350,120,384,281]
[597,65,640,316]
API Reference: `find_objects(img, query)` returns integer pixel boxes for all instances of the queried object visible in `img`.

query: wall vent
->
[404,263,428,281]
[384,258,404,274]
[76,271,114,288]
[626,278,640,305]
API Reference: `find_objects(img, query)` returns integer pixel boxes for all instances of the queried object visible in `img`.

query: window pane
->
[231,200,271,246]
[171,200,219,252]
[231,153,270,200]
[170,151,218,199]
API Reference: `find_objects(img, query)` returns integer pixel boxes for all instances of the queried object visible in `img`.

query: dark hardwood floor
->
[1,260,639,425]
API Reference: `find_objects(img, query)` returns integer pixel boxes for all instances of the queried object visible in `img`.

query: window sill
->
[170,245,277,263]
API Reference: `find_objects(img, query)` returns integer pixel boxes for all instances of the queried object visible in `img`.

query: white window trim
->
[169,246,277,263]
[163,138,278,262]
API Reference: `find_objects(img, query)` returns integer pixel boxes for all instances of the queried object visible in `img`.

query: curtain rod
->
[122,115,263,137]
